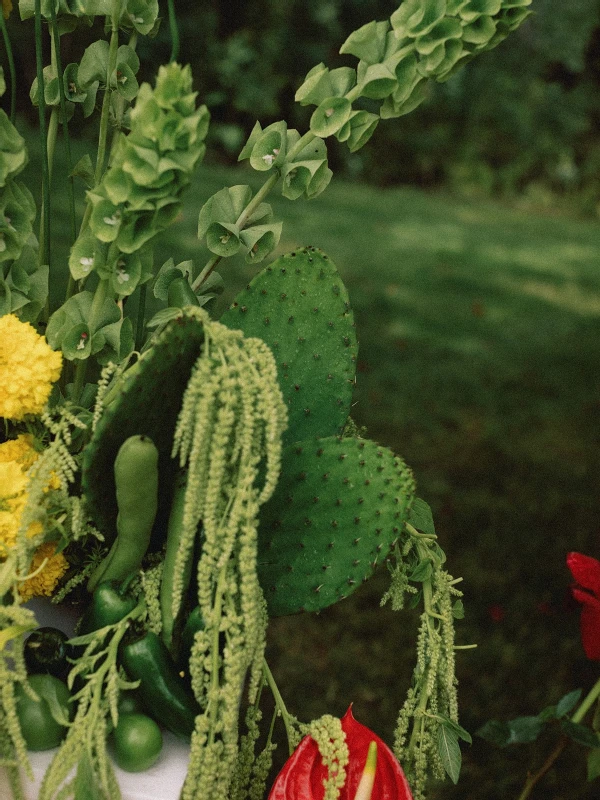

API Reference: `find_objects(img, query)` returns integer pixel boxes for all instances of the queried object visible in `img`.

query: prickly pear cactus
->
[81,313,205,543]
[220,246,358,447]
[257,435,415,615]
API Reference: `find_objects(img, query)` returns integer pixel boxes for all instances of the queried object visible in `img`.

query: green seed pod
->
[88,435,159,592]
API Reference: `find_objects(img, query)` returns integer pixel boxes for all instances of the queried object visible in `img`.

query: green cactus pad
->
[257,435,415,615]
[220,247,358,447]
[81,312,205,543]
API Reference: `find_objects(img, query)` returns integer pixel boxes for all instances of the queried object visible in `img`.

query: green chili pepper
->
[78,579,138,636]
[88,435,159,592]
[177,604,205,677]
[119,629,200,739]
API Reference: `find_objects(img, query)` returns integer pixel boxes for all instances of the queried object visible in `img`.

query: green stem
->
[516,675,600,800]
[166,0,180,62]
[207,563,229,747]
[72,278,109,402]
[34,0,51,269]
[235,170,281,229]
[263,658,296,756]
[134,283,147,351]
[48,10,77,247]
[192,171,281,292]
[0,11,16,123]
[94,26,120,186]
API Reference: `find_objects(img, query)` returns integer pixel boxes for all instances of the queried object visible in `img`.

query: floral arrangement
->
[10,2,600,800]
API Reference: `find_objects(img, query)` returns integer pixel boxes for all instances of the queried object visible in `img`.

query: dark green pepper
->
[177,604,205,676]
[120,629,200,738]
[78,579,137,636]
[24,627,72,681]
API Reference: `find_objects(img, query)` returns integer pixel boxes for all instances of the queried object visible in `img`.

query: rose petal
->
[567,552,600,597]
[579,601,600,660]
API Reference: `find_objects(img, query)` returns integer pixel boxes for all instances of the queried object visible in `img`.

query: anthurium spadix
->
[269,706,414,800]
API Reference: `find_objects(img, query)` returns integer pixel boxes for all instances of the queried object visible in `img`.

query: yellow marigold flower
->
[19,541,68,602]
[0,433,38,468]
[0,435,58,554]
[0,314,62,422]
[2,0,12,20]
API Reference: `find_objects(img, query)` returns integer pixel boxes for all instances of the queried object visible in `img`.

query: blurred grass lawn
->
[28,143,600,798]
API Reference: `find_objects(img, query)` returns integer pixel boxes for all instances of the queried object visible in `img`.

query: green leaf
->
[437,724,462,784]
[587,748,600,782]
[476,719,511,747]
[452,599,465,619]
[408,497,436,534]
[35,679,71,726]
[507,716,544,744]
[410,559,433,582]
[146,307,184,329]
[437,714,472,743]
[556,689,582,719]
[561,719,600,748]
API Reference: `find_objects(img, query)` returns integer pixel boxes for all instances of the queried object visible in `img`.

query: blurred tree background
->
[3,1,600,797]
[155,0,600,211]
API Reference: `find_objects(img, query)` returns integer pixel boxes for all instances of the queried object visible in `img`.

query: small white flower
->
[116,269,130,284]
[103,213,120,226]
[261,154,275,167]
[325,108,334,118]
[79,256,94,273]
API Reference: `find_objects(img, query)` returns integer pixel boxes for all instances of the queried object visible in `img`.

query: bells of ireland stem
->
[269,706,413,800]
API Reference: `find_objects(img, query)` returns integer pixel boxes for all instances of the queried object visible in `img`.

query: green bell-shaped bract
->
[391,0,447,40]
[295,64,356,107]
[240,222,283,264]
[121,0,159,36]
[310,96,353,138]
[69,229,97,280]
[339,20,390,64]
[414,16,463,56]
[198,185,253,240]
[63,63,88,104]
[338,110,380,153]
[205,221,242,258]
[0,113,28,187]
[78,40,110,88]
[380,79,428,119]
[249,121,288,172]
[2,245,48,324]
[356,61,398,100]
[281,134,331,200]
[0,181,36,264]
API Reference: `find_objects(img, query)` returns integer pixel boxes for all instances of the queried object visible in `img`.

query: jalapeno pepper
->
[119,629,200,739]
[78,579,138,636]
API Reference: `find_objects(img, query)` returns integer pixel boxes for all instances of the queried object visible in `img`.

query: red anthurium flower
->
[567,552,600,660]
[269,706,413,800]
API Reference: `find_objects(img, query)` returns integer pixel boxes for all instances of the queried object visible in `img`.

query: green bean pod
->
[88,435,159,593]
